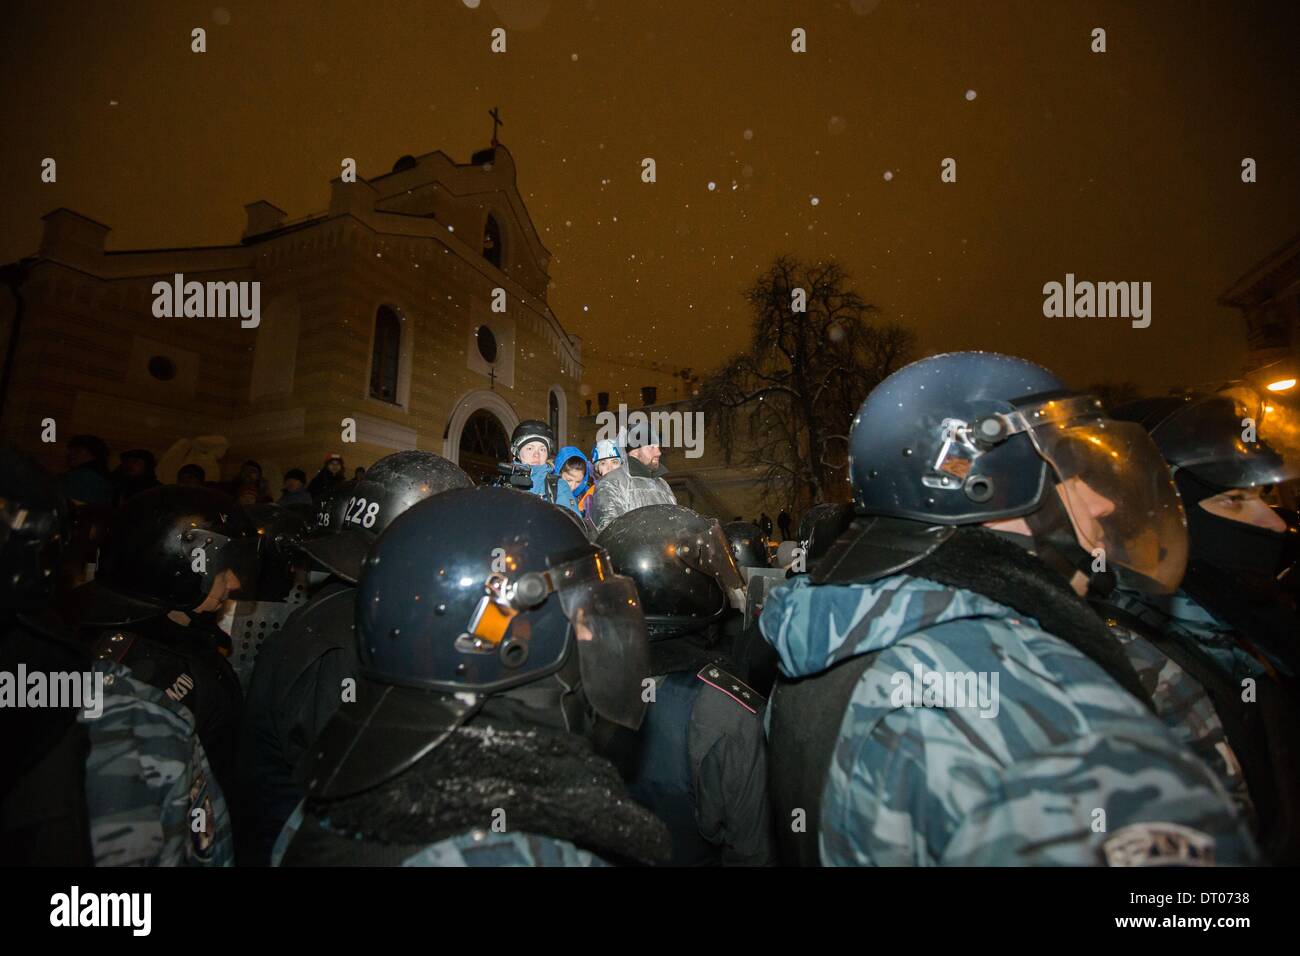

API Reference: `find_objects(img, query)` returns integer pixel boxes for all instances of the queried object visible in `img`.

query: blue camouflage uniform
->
[761,574,1258,866]
[83,659,233,866]
[272,802,609,867]
[1108,587,1278,683]
[1099,594,1255,829]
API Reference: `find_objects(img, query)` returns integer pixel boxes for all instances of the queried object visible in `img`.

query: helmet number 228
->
[345,497,380,529]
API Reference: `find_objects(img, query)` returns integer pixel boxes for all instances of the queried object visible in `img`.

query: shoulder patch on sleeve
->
[696,664,764,714]
[1101,822,1216,867]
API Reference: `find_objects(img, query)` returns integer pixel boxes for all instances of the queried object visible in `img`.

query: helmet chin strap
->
[496,650,587,734]
[1023,489,1117,599]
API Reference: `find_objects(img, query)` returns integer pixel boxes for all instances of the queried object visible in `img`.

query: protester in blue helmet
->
[590,438,623,477]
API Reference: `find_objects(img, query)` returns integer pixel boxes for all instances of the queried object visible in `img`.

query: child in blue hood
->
[552,445,591,517]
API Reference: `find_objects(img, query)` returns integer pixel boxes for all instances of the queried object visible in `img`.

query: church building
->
[0,143,582,486]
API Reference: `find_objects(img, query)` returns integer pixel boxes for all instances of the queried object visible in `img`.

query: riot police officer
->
[1,445,231,865]
[1098,384,1300,861]
[238,450,472,864]
[71,484,254,817]
[598,504,774,866]
[274,486,670,866]
[763,351,1257,866]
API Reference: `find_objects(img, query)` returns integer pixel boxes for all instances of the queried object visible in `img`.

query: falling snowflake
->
[965,89,977,101]
[743,129,754,141]
[707,181,716,191]
[462,0,480,7]
[883,171,893,181]
[571,53,579,61]
[810,196,820,206]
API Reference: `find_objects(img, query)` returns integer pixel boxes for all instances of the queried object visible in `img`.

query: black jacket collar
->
[626,454,667,480]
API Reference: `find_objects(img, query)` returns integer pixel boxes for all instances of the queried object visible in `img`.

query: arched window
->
[458,409,510,484]
[483,215,503,269]
[369,306,401,403]
[548,388,560,441]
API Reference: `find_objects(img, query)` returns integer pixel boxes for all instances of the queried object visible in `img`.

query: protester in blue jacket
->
[511,420,577,513]
[554,445,593,516]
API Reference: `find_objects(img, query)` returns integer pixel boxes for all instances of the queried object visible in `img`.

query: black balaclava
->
[1176,469,1284,588]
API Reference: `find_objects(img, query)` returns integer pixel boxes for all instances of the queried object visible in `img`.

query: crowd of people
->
[60,440,359,512]
[3,349,1298,868]
[494,418,679,534]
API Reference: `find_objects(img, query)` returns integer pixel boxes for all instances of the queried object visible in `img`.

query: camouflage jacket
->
[1097,599,1256,830]
[82,660,233,866]
[760,574,1258,866]
[272,802,610,866]
[1108,587,1275,684]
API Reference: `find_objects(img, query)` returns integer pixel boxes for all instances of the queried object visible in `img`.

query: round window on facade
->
[476,325,498,364]
[147,355,177,381]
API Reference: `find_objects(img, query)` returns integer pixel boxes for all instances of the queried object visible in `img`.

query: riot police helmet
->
[299,451,472,584]
[76,484,262,625]
[302,486,651,799]
[598,504,747,639]
[0,444,66,610]
[818,351,1188,595]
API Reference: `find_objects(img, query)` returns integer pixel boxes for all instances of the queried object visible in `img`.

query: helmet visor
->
[677,521,747,611]
[1161,386,1300,489]
[557,573,651,731]
[1024,407,1187,594]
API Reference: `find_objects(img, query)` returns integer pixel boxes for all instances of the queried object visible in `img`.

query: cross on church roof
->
[489,106,504,147]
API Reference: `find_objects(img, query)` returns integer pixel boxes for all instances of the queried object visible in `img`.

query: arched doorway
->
[443,388,520,482]
[457,409,510,484]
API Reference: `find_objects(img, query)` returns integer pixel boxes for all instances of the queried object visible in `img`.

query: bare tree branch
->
[699,256,916,513]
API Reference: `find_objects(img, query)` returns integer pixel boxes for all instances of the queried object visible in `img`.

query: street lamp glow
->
[1266,378,1297,392]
